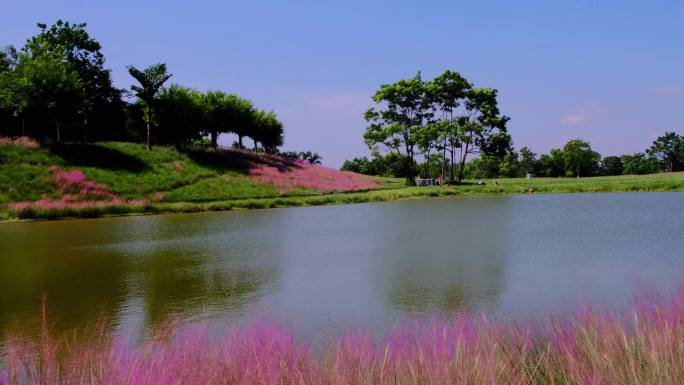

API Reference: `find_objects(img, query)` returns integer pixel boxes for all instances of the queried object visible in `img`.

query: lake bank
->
[2,140,684,221]
[3,171,684,221]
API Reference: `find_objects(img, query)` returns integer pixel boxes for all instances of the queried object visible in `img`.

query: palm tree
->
[127,63,171,150]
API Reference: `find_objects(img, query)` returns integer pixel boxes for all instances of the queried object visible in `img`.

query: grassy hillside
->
[0,138,379,219]
[2,137,684,221]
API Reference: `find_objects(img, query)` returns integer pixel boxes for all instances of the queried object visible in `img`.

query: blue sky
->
[3,0,683,166]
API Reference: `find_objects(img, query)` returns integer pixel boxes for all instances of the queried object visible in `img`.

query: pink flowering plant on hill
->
[8,167,148,216]
[0,136,40,149]
[250,157,380,194]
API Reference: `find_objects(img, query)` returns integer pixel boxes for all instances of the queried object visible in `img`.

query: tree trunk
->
[238,134,244,149]
[441,138,446,183]
[457,144,469,183]
[211,131,218,148]
[55,122,60,142]
[146,105,151,150]
[405,147,414,185]
[253,139,258,151]
[424,150,430,178]
[449,145,455,182]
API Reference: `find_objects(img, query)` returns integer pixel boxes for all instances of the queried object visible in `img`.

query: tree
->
[647,132,683,172]
[601,156,624,176]
[562,139,600,177]
[341,152,413,177]
[2,48,84,141]
[427,70,471,181]
[298,151,322,164]
[463,155,501,179]
[225,95,255,149]
[535,148,565,177]
[519,147,536,176]
[621,153,660,175]
[498,150,520,178]
[25,21,124,141]
[252,110,284,153]
[155,84,205,146]
[341,157,372,174]
[0,46,18,73]
[205,93,256,149]
[364,72,431,184]
[203,90,227,147]
[128,63,172,150]
[415,123,440,177]
[454,88,511,182]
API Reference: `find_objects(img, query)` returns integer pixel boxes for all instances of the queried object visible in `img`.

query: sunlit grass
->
[2,139,684,220]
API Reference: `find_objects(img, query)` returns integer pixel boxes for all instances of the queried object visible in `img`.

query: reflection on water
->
[0,211,281,336]
[378,198,508,315]
[2,193,684,340]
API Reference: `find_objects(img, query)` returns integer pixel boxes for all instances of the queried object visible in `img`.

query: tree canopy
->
[364,70,510,184]
[0,20,287,155]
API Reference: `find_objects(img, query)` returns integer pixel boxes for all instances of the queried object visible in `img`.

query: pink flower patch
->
[0,136,40,148]
[250,159,380,194]
[8,167,148,214]
[53,170,111,199]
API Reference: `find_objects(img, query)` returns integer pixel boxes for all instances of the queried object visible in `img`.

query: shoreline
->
[3,176,684,222]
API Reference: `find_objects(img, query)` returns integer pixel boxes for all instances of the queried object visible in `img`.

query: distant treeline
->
[0,20,283,152]
[349,70,682,182]
[343,133,684,179]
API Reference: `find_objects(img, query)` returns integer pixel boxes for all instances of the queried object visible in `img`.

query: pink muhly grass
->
[52,170,112,199]
[7,167,149,216]
[4,290,684,384]
[0,136,39,149]
[250,160,380,194]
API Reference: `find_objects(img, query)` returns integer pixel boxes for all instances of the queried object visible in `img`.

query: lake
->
[2,192,684,341]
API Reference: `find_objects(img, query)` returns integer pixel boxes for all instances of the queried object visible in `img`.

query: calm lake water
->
[2,193,684,340]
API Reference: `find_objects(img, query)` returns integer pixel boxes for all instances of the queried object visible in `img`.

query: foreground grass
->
[3,290,684,384]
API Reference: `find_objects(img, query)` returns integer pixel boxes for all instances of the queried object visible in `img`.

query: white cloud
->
[648,85,682,97]
[560,111,587,126]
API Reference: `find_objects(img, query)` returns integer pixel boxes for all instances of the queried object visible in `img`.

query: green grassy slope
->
[2,140,684,221]
[0,141,311,204]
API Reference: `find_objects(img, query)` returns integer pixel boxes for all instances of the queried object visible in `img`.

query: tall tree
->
[621,153,659,175]
[155,84,205,146]
[415,122,440,177]
[454,88,511,182]
[519,147,537,176]
[203,90,227,147]
[647,132,683,172]
[427,70,471,182]
[562,139,600,177]
[25,21,124,141]
[601,156,624,176]
[252,110,284,153]
[128,63,172,150]
[224,95,254,149]
[364,73,431,184]
[1,48,84,141]
[535,148,565,177]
